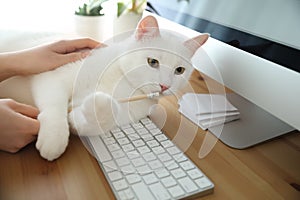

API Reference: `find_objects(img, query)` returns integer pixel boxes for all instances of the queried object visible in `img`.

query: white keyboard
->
[84,118,214,200]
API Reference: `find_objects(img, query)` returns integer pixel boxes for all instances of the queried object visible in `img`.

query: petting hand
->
[12,38,100,75]
[0,38,100,81]
[0,99,40,153]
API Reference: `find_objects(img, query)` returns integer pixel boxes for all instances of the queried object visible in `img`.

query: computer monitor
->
[146,0,300,148]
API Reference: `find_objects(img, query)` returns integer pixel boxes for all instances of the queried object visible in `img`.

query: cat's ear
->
[184,33,210,55]
[135,16,160,40]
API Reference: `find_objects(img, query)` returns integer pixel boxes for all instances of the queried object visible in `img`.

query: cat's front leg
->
[36,107,69,161]
[69,92,120,136]
[32,77,70,161]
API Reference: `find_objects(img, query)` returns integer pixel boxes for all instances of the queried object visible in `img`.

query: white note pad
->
[178,93,240,130]
[179,93,238,114]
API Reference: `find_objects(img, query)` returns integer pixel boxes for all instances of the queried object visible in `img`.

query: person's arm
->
[0,38,100,82]
[0,53,16,82]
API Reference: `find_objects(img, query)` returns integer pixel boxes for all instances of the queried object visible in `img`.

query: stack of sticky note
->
[178,93,240,130]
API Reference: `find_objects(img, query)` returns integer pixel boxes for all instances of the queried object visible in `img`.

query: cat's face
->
[119,45,194,95]
[118,16,209,96]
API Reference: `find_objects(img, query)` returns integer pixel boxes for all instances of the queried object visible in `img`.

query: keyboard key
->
[178,177,198,193]
[150,128,161,136]
[103,137,116,145]
[132,139,145,147]
[111,150,125,159]
[187,169,203,179]
[102,160,118,172]
[155,134,168,142]
[137,146,150,154]
[88,136,112,162]
[173,153,188,162]
[121,164,135,174]
[155,168,170,178]
[102,132,112,138]
[195,177,213,189]
[171,168,186,179]
[140,118,152,125]
[132,182,155,200]
[164,161,179,170]
[166,146,181,155]
[152,146,165,155]
[161,176,177,187]
[137,128,149,135]
[136,165,152,174]
[113,179,128,191]
[142,173,158,185]
[158,153,172,162]
[168,185,185,198]
[128,133,140,141]
[147,140,159,148]
[149,182,171,200]
[161,140,173,148]
[118,188,135,200]
[118,138,130,145]
[123,127,135,134]
[126,174,141,184]
[122,143,134,152]
[127,150,139,159]
[116,157,130,167]
[131,122,143,130]
[132,157,145,167]
[111,128,121,134]
[108,171,122,181]
[107,143,120,152]
[113,132,125,139]
[149,160,163,170]
[143,152,156,162]
[145,123,157,130]
[180,160,195,171]
[140,134,154,141]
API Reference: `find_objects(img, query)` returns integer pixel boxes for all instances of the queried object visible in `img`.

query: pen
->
[118,92,160,103]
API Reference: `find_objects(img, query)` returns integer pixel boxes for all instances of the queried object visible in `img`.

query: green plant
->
[117,0,147,17]
[75,0,109,16]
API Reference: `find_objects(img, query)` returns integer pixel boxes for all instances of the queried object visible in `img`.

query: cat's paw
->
[81,92,120,133]
[36,113,69,161]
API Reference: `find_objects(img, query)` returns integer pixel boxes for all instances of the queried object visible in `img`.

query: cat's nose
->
[160,84,169,92]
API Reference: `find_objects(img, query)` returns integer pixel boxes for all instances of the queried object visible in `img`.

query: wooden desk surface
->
[1,71,299,200]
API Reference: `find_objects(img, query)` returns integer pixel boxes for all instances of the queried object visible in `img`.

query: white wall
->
[0,0,80,33]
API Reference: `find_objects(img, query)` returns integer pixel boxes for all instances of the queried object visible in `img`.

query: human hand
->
[1,38,100,79]
[15,38,100,75]
[0,99,39,153]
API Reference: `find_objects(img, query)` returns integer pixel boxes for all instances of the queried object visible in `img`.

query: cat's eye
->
[175,66,185,75]
[147,57,159,68]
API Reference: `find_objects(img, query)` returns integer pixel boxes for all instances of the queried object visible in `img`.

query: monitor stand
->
[208,93,295,149]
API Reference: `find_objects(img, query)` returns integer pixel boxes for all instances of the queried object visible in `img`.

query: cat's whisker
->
[118,92,161,103]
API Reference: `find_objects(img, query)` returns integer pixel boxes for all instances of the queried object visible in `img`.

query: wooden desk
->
[1,71,299,200]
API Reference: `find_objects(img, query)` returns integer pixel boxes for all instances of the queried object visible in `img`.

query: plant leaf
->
[117,2,127,17]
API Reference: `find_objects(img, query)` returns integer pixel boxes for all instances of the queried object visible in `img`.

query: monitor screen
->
[146,0,300,73]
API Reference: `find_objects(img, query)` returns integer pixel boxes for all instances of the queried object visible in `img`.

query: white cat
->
[0,16,208,161]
